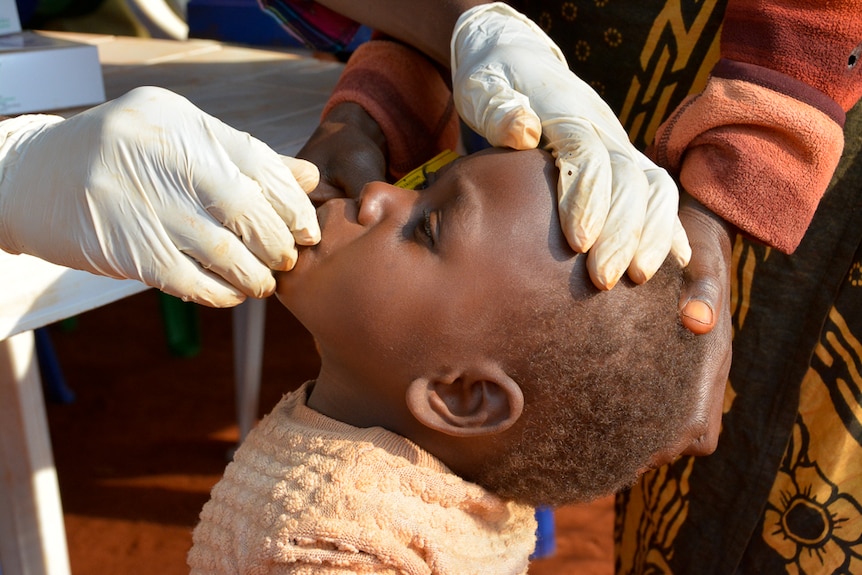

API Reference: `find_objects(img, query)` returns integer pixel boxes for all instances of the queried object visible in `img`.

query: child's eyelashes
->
[423,209,434,244]
[412,208,438,249]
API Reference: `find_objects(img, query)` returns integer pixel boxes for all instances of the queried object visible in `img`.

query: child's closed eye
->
[413,208,438,248]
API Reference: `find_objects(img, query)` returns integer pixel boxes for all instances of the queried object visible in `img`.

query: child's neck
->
[305,367,495,485]
[306,364,406,431]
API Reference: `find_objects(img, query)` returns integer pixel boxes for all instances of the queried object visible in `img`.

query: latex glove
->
[451,2,690,289]
[0,86,320,307]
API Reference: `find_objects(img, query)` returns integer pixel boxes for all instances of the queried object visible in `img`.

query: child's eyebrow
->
[424,156,463,187]
[440,176,478,246]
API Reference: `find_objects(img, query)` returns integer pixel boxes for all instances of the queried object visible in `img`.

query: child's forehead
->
[435,148,558,198]
[439,149,585,294]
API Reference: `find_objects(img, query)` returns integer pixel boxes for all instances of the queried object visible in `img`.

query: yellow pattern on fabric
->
[761,301,862,574]
[620,244,862,572]
[619,0,720,145]
[616,459,694,574]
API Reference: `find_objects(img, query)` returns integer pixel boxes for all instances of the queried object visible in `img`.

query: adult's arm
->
[314,0,485,66]
[657,0,862,455]
[651,0,862,253]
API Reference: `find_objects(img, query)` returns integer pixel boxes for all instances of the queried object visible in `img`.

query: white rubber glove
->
[0,86,320,307]
[451,3,690,289]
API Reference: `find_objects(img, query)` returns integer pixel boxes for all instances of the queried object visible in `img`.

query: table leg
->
[0,331,71,575]
[233,298,266,443]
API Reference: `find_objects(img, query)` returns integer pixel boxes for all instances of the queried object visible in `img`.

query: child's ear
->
[405,366,524,437]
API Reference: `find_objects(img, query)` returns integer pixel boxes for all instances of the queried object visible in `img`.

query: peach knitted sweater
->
[188,383,537,574]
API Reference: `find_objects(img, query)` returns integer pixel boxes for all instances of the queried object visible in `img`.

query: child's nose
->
[357,182,416,226]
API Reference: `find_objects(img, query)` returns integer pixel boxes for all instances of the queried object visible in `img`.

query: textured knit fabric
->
[321,39,460,180]
[188,383,537,575]
[650,69,845,253]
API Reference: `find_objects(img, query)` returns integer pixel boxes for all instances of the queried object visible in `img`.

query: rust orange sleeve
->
[650,0,862,253]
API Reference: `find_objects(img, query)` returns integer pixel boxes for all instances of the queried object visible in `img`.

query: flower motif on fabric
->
[849,261,862,287]
[538,11,553,34]
[573,39,591,62]
[763,458,862,573]
[604,28,622,48]
[590,80,606,98]
[560,2,577,21]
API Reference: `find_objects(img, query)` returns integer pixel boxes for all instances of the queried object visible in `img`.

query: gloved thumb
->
[281,156,320,193]
[457,66,542,150]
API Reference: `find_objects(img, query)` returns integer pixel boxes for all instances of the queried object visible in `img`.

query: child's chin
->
[273,272,296,309]
[273,269,298,296]
[274,252,314,299]
[286,245,315,275]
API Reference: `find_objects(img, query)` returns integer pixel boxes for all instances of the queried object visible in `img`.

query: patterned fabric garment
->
[508,0,726,149]
[258,0,363,54]
[511,1,862,574]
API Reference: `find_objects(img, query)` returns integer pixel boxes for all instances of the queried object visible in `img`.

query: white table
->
[0,33,342,575]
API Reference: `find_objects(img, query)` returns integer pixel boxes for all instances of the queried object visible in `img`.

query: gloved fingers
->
[583,149,649,289]
[670,218,693,267]
[201,117,321,247]
[641,156,693,268]
[193,152,302,271]
[457,65,542,150]
[189,117,314,270]
[164,208,280,301]
[551,121,615,253]
[152,253,249,308]
[272,156,323,246]
[137,231,251,307]
[280,156,320,194]
[626,167,685,284]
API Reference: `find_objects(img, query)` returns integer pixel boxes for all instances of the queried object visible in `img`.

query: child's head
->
[276,148,704,507]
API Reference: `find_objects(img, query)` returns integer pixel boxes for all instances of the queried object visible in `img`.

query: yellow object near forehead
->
[394,149,461,190]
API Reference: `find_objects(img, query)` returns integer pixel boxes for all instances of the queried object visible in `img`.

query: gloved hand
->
[0,86,320,307]
[451,2,690,289]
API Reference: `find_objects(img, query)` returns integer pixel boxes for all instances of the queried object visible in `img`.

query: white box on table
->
[0,31,105,115]
[0,0,22,36]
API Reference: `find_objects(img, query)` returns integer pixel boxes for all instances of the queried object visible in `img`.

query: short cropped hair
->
[470,259,703,507]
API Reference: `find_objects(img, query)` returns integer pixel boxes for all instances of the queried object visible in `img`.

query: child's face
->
[276,148,573,386]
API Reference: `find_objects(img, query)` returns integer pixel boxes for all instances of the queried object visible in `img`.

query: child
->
[187,146,706,574]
